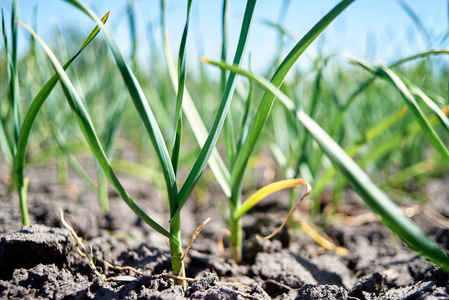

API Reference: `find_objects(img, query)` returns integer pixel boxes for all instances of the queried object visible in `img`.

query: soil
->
[1,159,449,299]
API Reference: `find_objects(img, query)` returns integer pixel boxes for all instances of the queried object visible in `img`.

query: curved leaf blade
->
[233,178,310,219]
[347,55,449,166]
[201,58,449,271]
[159,0,231,200]
[174,0,257,217]
[64,0,178,207]
[13,12,109,190]
[171,0,193,175]
[21,22,175,241]
[230,0,355,201]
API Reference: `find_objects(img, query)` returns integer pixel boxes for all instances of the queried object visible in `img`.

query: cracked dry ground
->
[1,162,449,299]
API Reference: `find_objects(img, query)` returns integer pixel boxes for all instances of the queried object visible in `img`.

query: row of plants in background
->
[1,0,449,287]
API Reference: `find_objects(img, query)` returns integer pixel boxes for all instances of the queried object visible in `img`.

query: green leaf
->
[0,10,13,163]
[64,0,178,211]
[222,0,237,166]
[390,50,449,68]
[171,0,193,175]
[402,77,449,133]
[236,63,254,153]
[21,21,175,241]
[349,56,449,166]
[128,0,138,66]
[11,0,21,148]
[201,58,449,272]
[13,11,109,226]
[174,0,257,218]
[313,108,445,200]
[332,50,449,141]
[230,0,355,203]
[51,125,98,194]
[233,178,310,219]
[160,2,231,200]
[13,12,109,190]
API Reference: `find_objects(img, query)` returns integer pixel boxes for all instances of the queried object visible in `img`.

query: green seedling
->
[200,57,449,271]
[0,0,21,179]
[312,104,449,208]
[347,56,449,164]
[21,0,257,287]
[192,0,354,262]
[12,11,109,226]
[306,50,449,210]
[141,0,355,263]
[9,0,448,288]
[269,49,449,217]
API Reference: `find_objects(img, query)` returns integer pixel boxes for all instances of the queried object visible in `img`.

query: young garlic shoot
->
[13,11,109,226]
[200,56,449,272]
[231,178,311,241]
[24,0,255,287]
[203,0,355,263]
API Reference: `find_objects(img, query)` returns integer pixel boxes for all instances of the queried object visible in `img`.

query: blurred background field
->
[1,0,448,226]
[4,0,447,72]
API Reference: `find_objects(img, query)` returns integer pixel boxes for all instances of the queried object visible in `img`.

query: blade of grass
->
[12,11,109,226]
[349,57,449,166]
[0,116,13,163]
[264,0,294,73]
[160,35,231,198]
[230,0,355,203]
[102,93,127,158]
[269,143,295,179]
[381,159,435,186]
[97,91,127,215]
[260,19,297,43]
[402,77,449,132]
[166,82,232,197]
[233,178,310,219]
[390,50,449,68]
[58,2,187,278]
[333,50,449,140]
[236,59,254,153]
[11,0,21,149]
[51,125,98,194]
[222,0,237,166]
[21,21,175,241]
[295,110,449,271]
[313,109,446,201]
[13,13,109,226]
[221,0,354,262]
[26,142,90,166]
[174,0,257,217]
[0,10,13,163]
[14,11,109,182]
[298,59,327,173]
[171,0,193,175]
[221,0,229,90]
[309,50,449,187]
[127,0,137,68]
[160,1,232,200]
[64,0,178,210]
[167,1,194,277]
[111,159,164,188]
[202,58,449,271]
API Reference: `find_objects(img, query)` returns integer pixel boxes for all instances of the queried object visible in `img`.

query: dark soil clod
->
[0,225,74,277]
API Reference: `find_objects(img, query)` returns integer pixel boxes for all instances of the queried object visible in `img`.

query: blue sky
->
[1,0,447,73]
